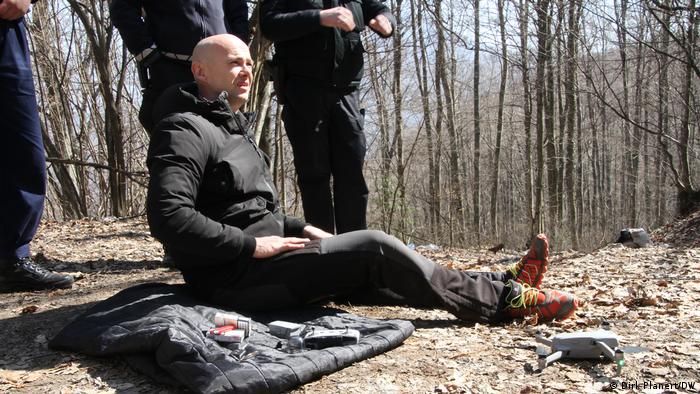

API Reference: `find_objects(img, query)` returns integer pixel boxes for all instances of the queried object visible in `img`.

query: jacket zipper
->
[232,114,279,203]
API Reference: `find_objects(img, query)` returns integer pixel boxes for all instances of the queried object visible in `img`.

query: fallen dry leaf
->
[546,381,569,391]
[19,305,38,315]
[640,296,658,306]
[644,367,671,376]
[566,372,586,382]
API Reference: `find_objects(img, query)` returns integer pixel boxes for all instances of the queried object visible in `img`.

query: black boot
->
[0,257,74,291]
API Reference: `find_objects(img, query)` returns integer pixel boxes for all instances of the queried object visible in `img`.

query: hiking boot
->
[504,280,578,322]
[507,233,549,289]
[0,257,74,291]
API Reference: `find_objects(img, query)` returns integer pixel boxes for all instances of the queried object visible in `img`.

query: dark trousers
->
[139,58,193,133]
[206,230,511,323]
[0,19,46,260]
[282,76,368,234]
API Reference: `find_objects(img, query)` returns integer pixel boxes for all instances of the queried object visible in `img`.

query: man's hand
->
[368,13,392,37]
[319,7,356,32]
[253,236,310,259]
[303,225,333,240]
[0,0,32,21]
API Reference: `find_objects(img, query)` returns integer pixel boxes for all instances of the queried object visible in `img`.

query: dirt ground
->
[1,211,699,393]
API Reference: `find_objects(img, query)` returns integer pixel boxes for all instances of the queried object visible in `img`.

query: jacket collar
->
[154,82,249,135]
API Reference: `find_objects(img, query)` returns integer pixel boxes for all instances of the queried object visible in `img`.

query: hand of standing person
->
[319,6,355,32]
[0,0,32,21]
[368,13,392,37]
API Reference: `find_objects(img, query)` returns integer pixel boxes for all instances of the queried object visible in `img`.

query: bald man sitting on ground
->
[146,34,578,323]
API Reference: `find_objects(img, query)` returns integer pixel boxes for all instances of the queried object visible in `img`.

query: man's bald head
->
[191,34,248,65]
[191,34,253,111]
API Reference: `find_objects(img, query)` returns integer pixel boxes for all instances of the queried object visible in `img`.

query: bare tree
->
[472,0,481,243]
[564,0,581,248]
[490,0,508,239]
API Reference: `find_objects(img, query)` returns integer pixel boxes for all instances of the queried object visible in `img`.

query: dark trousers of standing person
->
[0,19,46,261]
[198,230,511,323]
[139,58,193,134]
[282,76,369,234]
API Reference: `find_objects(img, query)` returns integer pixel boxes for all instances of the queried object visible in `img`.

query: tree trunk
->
[614,0,632,224]
[544,0,558,238]
[517,0,535,237]
[410,0,439,239]
[30,2,87,218]
[564,0,581,248]
[67,0,127,217]
[534,0,551,235]
[391,0,406,239]
[472,0,481,242]
[677,0,698,213]
[491,0,508,239]
[436,0,463,245]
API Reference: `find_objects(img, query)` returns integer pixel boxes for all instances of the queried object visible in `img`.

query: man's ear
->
[191,61,206,83]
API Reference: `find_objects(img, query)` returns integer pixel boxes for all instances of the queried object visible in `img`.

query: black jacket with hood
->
[260,0,395,89]
[147,83,306,288]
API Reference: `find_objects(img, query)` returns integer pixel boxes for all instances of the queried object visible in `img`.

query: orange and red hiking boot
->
[508,233,549,289]
[504,280,578,322]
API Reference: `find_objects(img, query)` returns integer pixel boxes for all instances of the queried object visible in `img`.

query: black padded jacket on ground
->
[110,0,249,58]
[146,83,306,281]
[260,0,395,88]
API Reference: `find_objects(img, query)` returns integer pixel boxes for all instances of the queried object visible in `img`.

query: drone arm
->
[535,335,553,347]
[538,350,563,370]
[594,340,615,360]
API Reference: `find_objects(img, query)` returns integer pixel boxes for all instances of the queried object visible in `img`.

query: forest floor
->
[1,210,699,394]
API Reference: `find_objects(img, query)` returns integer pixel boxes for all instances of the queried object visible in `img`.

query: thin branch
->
[46,158,148,187]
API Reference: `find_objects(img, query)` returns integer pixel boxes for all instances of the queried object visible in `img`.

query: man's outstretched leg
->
[208,230,577,323]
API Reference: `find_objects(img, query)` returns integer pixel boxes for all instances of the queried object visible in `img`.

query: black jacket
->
[147,83,306,280]
[261,0,394,88]
[110,0,249,59]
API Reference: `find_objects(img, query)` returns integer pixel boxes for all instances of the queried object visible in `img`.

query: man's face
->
[206,43,253,109]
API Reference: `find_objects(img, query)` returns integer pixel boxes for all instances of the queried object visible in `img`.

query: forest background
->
[25,0,700,251]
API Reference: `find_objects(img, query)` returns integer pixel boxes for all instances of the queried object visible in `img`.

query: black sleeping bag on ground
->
[49,283,414,393]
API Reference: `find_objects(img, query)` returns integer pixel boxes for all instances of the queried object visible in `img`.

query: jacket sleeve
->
[146,117,257,267]
[109,0,156,59]
[225,0,250,44]
[260,0,323,42]
[362,0,395,38]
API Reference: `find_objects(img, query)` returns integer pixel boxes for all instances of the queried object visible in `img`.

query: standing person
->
[110,0,250,134]
[261,0,395,233]
[146,34,579,323]
[0,0,74,291]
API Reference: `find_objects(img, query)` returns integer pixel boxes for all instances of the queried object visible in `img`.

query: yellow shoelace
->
[506,282,539,309]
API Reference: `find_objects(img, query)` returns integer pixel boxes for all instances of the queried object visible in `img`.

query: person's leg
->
[0,20,46,261]
[282,77,335,233]
[210,230,510,323]
[0,20,73,290]
[138,88,158,134]
[331,266,507,306]
[328,89,368,233]
[139,58,193,134]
